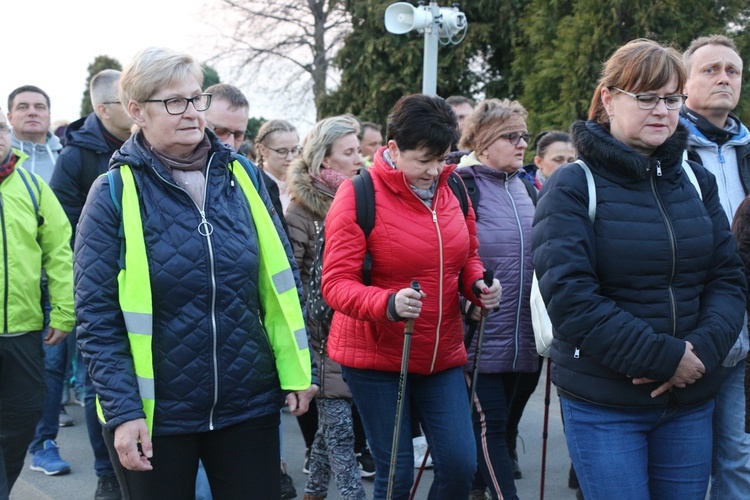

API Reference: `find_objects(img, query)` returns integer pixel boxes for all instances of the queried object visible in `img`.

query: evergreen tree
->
[514,0,750,134]
[202,64,221,89]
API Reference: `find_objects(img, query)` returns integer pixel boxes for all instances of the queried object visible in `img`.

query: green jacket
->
[0,149,74,335]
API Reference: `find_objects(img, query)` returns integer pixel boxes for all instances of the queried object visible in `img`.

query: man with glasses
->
[7,84,75,480]
[681,35,750,500]
[0,109,74,500]
[203,84,296,499]
[204,83,289,236]
[46,69,131,500]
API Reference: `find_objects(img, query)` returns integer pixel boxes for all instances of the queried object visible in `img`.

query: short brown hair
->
[588,39,685,125]
[683,35,741,75]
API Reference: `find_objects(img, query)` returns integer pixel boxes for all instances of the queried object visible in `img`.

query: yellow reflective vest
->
[100,161,311,434]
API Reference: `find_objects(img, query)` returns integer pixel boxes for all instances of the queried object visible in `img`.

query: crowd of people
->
[1,33,750,500]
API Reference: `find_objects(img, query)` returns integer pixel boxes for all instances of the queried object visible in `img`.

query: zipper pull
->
[656,160,662,176]
[197,211,214,236]
[432,211,437,223]
[574,348,580,359]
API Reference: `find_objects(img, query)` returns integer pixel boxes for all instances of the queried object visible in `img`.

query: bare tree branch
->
[212,0,350,118]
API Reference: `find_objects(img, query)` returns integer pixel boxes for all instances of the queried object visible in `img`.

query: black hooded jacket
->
[532,120,746,408]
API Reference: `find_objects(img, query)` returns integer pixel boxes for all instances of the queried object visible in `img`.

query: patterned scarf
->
[316,167,350,193]
[0,153,18,184]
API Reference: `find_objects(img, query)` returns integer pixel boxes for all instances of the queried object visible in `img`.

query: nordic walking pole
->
[411,270,496,500]
[387,280,421,500]
[540,356,552,500]
[468,269,495,408]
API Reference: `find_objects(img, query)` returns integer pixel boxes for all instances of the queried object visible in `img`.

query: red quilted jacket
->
[321,149,485,374]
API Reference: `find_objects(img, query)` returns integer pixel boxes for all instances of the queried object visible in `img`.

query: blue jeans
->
[709,361,750,499]
[561,397,713,500]
[84,373,115,477]
[28,286,66,455]
[343,365,476,500]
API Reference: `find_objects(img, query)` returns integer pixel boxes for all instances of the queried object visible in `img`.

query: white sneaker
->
[412,436,433,469]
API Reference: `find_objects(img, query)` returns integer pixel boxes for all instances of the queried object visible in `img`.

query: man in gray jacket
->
[7,85,62,183]
[681,34,750,500]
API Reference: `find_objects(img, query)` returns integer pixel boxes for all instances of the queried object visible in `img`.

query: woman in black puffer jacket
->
[532,39,746,500]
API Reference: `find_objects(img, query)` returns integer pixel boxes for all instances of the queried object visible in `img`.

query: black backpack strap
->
[353,168,375,238]
[352,169,376,286]
[106,167,127,270]
[456,169,481,221]
[519,176,538,207]
[447,171,469,217]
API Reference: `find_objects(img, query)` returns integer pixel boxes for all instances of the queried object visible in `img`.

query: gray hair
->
[90,69,122,107]
[295,115,360,178]
[120,47,203,105]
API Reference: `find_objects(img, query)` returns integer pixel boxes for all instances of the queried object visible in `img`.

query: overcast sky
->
[2,0,317,132]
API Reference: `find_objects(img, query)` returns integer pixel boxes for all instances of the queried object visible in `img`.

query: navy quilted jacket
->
[75,131,304,435]
[532,121,747,408]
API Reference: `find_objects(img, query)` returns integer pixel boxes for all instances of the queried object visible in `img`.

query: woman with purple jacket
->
[455,98,540,500]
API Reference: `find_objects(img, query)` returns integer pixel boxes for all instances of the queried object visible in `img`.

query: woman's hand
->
[632,341,706,398]
[477,278,502,311]
[286,385,319,416]
[394,287,427,320]
[114,418,153,471]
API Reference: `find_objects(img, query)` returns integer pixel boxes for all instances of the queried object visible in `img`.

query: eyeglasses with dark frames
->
[500,132,531,146]
[266,145,302,157]
[142,93,212,115]
[207,121,247,141]
[610,87,687,110]
[102,101,121,105]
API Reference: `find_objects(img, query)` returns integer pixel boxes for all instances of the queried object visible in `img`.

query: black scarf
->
[681,107,740,146]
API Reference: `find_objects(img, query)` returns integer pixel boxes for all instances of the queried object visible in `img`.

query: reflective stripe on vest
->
[231,161,311,391]
[99,161,310,434]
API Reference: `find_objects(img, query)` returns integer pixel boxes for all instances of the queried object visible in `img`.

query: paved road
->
[12,362,578,499]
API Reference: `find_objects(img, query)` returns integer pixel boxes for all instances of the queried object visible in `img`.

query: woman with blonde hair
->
[75,47,315,499]
[286,114,368,499]
[532,39,746,499]
[254,119,301,214]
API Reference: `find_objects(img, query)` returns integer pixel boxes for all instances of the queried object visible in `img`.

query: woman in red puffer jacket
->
[322,94,501,500]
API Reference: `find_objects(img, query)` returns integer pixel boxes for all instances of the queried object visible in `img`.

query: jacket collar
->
[571,120,689,181]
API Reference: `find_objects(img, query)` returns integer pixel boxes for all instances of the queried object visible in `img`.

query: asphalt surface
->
[11,361,578,499]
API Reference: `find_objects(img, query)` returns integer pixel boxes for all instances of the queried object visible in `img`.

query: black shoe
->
[280,469,297,499]
[95,474,122,500]
[356,449,375,478]
[568,463,580,489]
[508,449,522,479]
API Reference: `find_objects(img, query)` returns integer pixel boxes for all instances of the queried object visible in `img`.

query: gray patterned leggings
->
[304,398,366,499]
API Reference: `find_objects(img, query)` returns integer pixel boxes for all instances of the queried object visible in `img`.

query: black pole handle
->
[482,269,499,313]
[404,281,421,334]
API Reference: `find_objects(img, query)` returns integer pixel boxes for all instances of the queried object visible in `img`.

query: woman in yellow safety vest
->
[74,47,315,499]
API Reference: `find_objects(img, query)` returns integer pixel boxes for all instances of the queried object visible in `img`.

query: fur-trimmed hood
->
[571,120,689,181]
[286,160,335,220]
